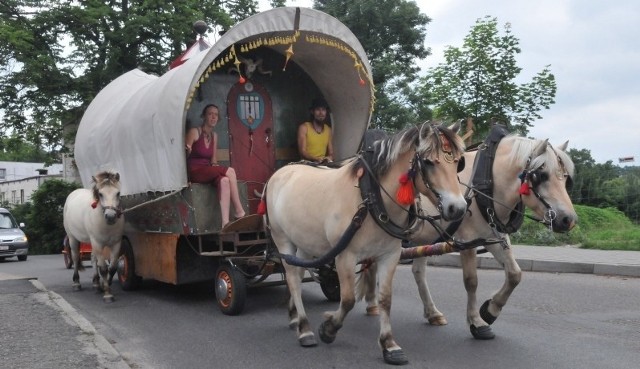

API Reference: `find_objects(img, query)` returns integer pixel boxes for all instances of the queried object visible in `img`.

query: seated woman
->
[186,103,246,228]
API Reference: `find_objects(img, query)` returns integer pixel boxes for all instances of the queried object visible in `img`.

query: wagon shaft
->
[400,242,455,259]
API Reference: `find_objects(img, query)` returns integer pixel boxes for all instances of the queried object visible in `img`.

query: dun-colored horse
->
[361,127,577,340]
[63,170,124,302]
[264,122,467,365]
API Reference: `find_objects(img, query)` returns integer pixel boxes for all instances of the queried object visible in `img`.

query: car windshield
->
[0,213,18,229]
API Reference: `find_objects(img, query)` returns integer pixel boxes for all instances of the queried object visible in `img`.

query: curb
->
[29,279,131,369]
[426,254,640,278]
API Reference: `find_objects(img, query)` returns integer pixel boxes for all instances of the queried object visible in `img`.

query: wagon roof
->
[75,7,373,196]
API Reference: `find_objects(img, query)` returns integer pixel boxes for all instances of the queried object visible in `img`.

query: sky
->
[259,0,640,165]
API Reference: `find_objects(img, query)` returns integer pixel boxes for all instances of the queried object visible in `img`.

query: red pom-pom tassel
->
[257,199,267,215]
[91,200,98,208]
[519,182,531,195]
[396,173,414,205]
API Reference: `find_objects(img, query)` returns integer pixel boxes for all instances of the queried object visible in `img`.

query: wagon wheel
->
[319,266,341,302]
[63,245,73,269]
[215,264,247,315]
[117,238,142,291]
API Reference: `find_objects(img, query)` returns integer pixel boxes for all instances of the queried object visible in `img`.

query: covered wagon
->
[74,7,374,313]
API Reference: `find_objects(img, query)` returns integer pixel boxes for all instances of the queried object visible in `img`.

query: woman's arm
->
[185,127,198,155]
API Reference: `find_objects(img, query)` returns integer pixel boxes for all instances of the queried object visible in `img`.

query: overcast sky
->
[259,0,640,165]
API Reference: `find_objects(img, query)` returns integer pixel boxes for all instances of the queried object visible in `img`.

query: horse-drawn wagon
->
[73,7,374,314]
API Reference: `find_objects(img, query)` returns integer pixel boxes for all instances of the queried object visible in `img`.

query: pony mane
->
[507,135,575,176]
[353,122,464,177]
[92,170,121,200]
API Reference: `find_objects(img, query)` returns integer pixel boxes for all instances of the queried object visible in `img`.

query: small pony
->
[263,122,467,365]
[63,170,124,302]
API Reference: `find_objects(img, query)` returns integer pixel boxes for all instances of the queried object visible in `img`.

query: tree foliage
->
[0,0,242,151]
[10,179,81,255]
[313,0,430,129]
[567,148,640,223]
[420,16,556,139]
[0,133,57,163]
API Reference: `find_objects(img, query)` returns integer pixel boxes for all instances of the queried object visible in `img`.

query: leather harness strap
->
[471,124,524,234]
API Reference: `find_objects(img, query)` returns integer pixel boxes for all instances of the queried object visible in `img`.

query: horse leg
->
[375,253,408,365]
[460,249,494,340]
[91,252,100,289]
[283,262,316,347]
[103,242,120,302]
[68,237,82,291]
[318,254,356,345]
[355,261,379,316]
[94,249,114,302]
[411,256,447,325]
[479,240,521,327]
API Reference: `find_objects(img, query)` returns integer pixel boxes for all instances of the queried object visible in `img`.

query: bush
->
[21,179,81,254]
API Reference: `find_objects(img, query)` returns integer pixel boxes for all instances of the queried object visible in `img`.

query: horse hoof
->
[299,334,317,347]
[318,321,337,344]
[288,319,298,330]
[382,349,409,365]
[72,284,81,291]
[480,299,497,325]
[470,324,495,340]
[366,305,379,316]
[428,315,448,326]
[103,295,115,303]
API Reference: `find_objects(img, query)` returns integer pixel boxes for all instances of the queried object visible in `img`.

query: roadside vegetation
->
[512,205,640,251]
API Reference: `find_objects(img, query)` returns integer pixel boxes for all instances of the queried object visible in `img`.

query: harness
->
[471,124,525,234]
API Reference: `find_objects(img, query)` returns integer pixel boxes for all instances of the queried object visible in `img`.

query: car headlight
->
[14,236,28,242]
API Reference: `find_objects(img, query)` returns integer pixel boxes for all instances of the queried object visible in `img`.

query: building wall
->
[0,162,65,206]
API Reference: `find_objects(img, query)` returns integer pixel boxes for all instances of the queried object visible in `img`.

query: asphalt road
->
[2,255,640,369]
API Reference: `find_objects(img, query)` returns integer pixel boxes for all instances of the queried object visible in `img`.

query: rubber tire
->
[319,269,341,302]
[215,264,247,315]
[117,238,142,291]
[63,245,73,269]
[17,255,27,261]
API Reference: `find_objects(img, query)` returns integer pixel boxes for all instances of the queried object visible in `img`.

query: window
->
[0,168,5,180]
[20,189,24,204]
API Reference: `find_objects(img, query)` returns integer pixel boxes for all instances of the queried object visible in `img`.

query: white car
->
[0,208,29,261]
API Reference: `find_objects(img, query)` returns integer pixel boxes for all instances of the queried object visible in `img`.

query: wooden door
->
[227,82,274,213]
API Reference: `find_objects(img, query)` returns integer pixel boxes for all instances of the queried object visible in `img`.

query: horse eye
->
[540,172,549,182]
[422,158,435,167]
[457,157,465,173]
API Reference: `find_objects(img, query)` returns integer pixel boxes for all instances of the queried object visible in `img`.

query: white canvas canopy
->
[75,7,373,196]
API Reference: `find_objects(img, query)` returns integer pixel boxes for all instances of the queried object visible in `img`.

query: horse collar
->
[358,150,417,240]
[471,124,524,234]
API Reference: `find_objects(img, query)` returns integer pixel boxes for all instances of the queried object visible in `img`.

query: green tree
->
[0,134,57,163]
[15,179,81,254]
[313,0,431,129]
[419,16,556,139]
[0,1,237,151]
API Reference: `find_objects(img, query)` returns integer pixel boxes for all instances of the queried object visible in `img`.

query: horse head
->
[412,122,467,221]
[91,171,122,225]
[515,139,577,232]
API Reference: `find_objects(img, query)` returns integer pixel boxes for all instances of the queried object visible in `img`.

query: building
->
[0,161,64,206]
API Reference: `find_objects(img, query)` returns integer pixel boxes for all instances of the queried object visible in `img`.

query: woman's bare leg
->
[219,177,231,227]
[226,168,246,218]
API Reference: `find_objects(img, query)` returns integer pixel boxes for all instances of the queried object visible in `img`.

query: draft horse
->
[63,170,124,302]
[264,122,468,365]
[362,125,578,340]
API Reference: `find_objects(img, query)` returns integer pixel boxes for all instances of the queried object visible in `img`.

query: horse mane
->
[92,170,121,200]
[352,122,464,177]
[506,135,575,176]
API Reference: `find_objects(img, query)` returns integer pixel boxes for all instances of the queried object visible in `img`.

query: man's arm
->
[326,127,334,161]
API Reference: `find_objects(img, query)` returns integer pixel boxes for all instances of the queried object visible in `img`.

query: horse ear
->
[91,175,97,184]
[534,139,549,157]
[448,121,461,134]
[558,140,569,152]
[115,172,120,182]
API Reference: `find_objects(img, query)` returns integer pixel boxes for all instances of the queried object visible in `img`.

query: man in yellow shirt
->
[297,98,334,163]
